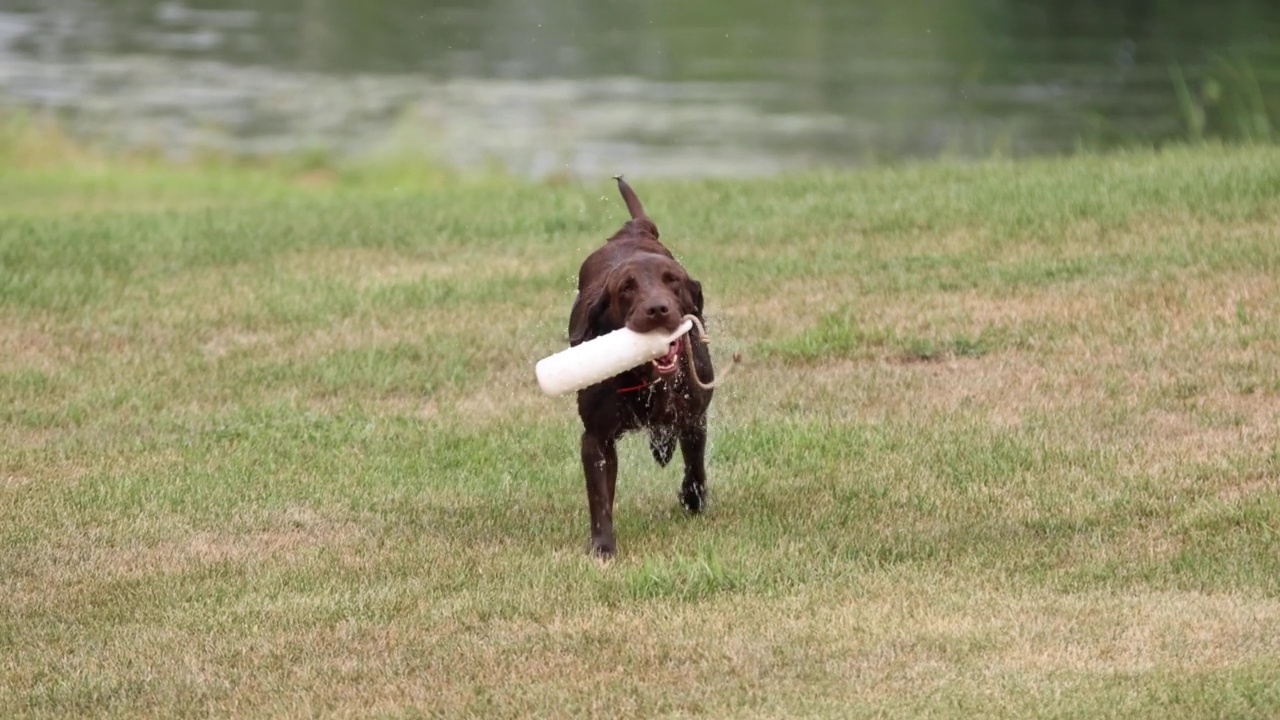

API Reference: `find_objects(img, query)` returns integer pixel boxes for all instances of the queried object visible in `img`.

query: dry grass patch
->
[4,504,368,608]
[0,317,73,374]
[335,578,1280,716]
[1217,475,1280,504]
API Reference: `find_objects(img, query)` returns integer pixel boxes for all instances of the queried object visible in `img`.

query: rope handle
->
[681,314,742,391]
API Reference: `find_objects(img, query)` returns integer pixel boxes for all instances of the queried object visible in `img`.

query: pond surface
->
[2,1,1277,177]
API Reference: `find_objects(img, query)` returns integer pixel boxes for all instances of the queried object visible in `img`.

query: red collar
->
[618,373,670,394]
[616,380,651,394]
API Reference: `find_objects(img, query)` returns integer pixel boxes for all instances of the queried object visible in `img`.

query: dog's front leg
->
[679,421,708,513]
[581,431,618,557]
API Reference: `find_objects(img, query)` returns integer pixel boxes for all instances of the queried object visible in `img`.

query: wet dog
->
[566,177,715,558]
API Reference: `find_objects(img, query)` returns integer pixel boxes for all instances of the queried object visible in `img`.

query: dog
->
[566,177,715,558]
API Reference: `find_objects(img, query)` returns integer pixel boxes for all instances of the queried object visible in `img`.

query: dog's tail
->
[613,175,648,220]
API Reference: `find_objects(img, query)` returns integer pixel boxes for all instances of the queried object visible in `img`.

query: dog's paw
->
[590,536,616,560]
[680,483,706,514]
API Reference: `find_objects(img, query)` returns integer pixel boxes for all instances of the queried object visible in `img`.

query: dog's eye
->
[662,273,678,284]
[621,277,637,293]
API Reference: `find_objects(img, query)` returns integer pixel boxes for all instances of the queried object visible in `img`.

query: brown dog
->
[567,177,715,558]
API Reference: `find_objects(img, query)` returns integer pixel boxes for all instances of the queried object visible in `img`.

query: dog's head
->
[567,176,706,379]
[569,253,703,345]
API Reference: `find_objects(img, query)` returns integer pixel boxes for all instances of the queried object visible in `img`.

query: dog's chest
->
[622,382,689,429]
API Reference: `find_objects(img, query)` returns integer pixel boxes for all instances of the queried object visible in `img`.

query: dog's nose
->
[645,302,671,319]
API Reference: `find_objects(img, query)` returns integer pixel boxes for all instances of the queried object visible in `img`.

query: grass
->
[3,142,1280,718]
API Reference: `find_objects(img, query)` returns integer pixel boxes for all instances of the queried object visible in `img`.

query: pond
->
[1,0,1277,178]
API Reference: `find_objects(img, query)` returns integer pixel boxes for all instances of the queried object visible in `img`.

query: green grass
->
[3,144,1280,718]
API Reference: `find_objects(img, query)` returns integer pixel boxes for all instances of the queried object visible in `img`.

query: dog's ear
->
[684,277,704,318]
[568,288,611,346]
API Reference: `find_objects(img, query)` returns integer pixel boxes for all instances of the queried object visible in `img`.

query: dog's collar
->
[616,379,654,394]
[617,370,672,394]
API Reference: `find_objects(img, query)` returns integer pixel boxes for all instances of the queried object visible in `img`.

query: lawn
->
[2,144,1280,718]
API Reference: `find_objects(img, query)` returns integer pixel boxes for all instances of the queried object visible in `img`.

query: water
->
[1,0,1277,178]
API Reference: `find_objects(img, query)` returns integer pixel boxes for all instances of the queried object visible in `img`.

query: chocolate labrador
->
[566,177,715,558]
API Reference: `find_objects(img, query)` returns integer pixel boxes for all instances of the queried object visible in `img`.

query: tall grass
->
[1170,52,1277,144]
